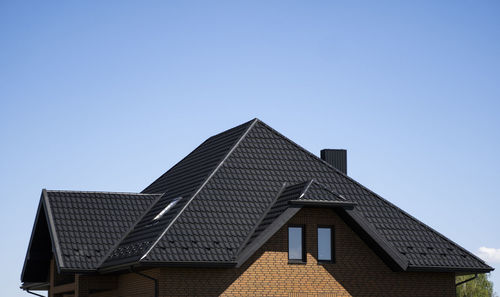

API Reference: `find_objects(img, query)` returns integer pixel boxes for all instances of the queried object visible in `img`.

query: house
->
[21,118,493,297]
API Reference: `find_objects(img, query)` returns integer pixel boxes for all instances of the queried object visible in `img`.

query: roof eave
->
[139,260,237,268]
[20,282,49,291]
[407,265,494,274]
[59,267,97,274]
[99,260,237,274]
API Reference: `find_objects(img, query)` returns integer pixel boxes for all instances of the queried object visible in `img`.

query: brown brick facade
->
[155,208,456,297]
[56,208,456,297]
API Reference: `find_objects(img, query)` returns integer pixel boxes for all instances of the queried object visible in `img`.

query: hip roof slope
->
[140,119,492,272]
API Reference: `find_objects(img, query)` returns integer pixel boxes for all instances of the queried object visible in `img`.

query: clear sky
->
[1,1,499,296]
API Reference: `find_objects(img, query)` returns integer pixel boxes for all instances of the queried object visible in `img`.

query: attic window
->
[317,226,334,262]
[288,225,305,263]
[153,197,181,221]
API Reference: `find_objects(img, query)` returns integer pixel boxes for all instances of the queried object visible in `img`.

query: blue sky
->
[1,1,499,296]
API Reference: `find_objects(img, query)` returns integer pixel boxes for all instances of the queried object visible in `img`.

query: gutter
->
[455,274,478,287]
[130,267,159,297]
[26,291,44,297]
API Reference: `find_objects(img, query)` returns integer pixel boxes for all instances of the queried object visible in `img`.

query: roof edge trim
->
[307,179,347,201]
[406,265,494,273]
[42,189,64,272]
[236,207,302,267]
[45,190,162,196]
[20,282,49,291]
[288,200,356,209]
[139,118,260,262]
[59,268,97,273]
[342,209,409,271]
[138,261,237,268]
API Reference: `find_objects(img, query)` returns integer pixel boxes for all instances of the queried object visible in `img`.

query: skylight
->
[153,197,181,221]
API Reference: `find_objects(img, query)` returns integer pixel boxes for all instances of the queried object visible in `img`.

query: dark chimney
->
[320,149,347,174]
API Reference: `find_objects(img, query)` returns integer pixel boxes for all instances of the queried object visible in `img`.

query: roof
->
[101,119,254,269]
[22,118,493,283]
[133,119,491,272]
[21,190,160,281]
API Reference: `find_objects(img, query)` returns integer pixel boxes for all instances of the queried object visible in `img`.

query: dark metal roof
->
[21,190,160,282]
[45,190,160,270]
[100,119,255,269]
[22,118,494,278]
[136,119,492,272]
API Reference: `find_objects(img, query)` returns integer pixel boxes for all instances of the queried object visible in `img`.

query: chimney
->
[320,149,347,174]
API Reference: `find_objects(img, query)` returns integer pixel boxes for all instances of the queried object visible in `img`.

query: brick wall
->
[87,269,159,297]
[157,208,456,297]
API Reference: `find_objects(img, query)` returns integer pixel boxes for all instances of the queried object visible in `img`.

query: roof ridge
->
[139,118,260,262]
[142,118,258,194]
[255,120,488,267]
[46,189,162,196]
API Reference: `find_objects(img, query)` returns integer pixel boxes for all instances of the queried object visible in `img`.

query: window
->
[288,226,305,262]
[317,226,334,262]
[153,197,181,221]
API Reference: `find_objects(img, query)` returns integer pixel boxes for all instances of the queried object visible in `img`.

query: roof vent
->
[321,149,347,174]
